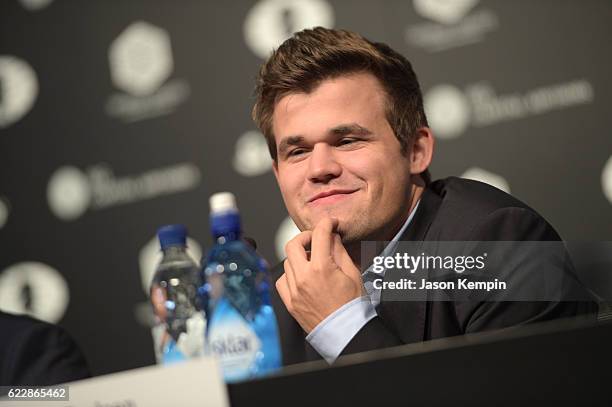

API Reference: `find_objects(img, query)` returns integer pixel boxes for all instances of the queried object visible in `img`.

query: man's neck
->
[345,182,425,271]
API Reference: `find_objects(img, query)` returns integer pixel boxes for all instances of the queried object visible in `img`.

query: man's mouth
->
[307,189,358,205]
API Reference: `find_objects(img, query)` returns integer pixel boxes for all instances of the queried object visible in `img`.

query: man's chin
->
[307,211,347,228]
[311,216,362,238]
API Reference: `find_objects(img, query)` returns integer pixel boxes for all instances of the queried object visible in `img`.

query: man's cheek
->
[279,184,298,211]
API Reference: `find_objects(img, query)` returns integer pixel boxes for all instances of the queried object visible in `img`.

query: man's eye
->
[338,138,357,146]
[288,148,305,157]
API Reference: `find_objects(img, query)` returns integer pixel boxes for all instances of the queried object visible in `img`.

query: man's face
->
[272,72,415,244]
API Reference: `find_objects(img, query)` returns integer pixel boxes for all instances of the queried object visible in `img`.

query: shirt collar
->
[363,199,421,276]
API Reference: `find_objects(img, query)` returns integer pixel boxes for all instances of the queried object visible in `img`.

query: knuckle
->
[298,279,312,294]
[296,282,307,294]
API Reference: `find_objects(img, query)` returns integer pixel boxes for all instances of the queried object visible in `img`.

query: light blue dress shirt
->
[305,200,421,364]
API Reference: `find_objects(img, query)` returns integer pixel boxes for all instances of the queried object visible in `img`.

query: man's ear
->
[410,127,435,175]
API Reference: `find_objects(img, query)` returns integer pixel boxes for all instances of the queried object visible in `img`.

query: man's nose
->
[307,143,342,183]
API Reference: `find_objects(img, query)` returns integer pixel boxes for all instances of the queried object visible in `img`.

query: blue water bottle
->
[202,192,282,382]
[151,224,206,365]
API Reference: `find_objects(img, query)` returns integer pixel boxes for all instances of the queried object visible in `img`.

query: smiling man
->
[252,27,596,365]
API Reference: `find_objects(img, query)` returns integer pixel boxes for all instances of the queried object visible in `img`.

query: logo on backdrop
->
[0,55,38,129]
[0,196,9,229]
[413,0,478,24]
[424,79,594,139]
[18,0,54,11]
[46,166,92,221]
[233,130,273,177]
[406,0,499,52]
[106,21,190,122]
[423,84,470,139]
[133,235,203,327]
[274,216,300,261]
[47,162,202,221]
[461,167,510,193]
[0,262,69,323]
[244,0,334,59]
[602,156,612,205]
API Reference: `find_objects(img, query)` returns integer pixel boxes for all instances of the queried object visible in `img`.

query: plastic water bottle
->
[150,224,206,364]
[201,192,282,382]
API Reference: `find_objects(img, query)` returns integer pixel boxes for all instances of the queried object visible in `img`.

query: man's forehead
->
[271,73,387,139]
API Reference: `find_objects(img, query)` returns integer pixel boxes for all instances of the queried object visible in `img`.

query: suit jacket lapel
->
[377,186,442,344]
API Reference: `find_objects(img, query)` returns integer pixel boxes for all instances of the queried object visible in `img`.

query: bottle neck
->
[161,245,187,256]
[211,211,241,243]
[215,232,240,244]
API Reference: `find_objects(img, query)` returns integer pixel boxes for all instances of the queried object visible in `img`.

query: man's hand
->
[276,217,365,333]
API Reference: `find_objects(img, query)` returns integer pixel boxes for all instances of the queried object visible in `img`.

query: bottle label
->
[163,339,186,364]
[208,298,261,382]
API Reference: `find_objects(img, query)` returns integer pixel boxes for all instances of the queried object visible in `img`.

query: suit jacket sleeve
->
[457,207,597,332]
[339,315,403,355]
[1,315,91,386]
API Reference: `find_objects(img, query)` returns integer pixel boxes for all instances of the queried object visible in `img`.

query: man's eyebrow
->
[329,123,373,137]
[277,135,305,156]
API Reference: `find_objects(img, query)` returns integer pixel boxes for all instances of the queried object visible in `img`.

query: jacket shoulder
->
[0,312,90,385]
[0,311,52,341]
[427,177,559,240]
[431,176,530,214]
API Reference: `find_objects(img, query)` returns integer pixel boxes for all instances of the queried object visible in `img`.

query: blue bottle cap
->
[157,224,187,249]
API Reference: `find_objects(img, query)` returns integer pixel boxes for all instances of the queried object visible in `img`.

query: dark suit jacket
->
[270,177,598,365]
[0,311,90,386]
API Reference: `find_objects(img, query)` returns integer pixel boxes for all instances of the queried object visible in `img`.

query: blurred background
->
[0,0,611,376]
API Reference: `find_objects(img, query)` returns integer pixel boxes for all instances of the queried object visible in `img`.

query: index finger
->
[310,217,338,269]
[285,230,312,271]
